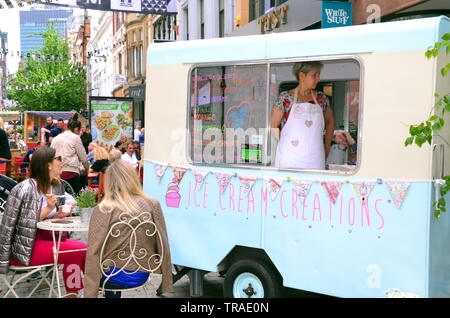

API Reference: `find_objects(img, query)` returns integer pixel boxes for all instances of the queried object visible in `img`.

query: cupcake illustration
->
[166,178,181,208]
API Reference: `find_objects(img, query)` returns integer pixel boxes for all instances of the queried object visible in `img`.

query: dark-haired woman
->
[51,114,89,194]
[0,146,87,297]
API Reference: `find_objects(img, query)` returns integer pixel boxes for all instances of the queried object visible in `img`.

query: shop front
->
[128,84,146,128]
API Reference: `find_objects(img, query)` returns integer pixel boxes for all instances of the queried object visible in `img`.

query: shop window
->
[189,64,268,164]
[188,59,361,172]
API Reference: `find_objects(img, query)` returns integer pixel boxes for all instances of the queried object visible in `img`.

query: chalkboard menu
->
[190,65,267,164]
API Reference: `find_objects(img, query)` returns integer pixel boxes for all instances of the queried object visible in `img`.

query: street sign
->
[322,1,352,28]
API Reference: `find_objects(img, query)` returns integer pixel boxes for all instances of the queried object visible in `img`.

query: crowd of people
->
[0,114,172,298]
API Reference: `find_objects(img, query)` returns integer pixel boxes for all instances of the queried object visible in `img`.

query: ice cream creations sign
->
[322,1,352,28]
[90,97,134,146]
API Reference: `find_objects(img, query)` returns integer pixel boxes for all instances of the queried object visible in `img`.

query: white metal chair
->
[0,175,57,298]
[99,211,164,298]
[1,264,57,298]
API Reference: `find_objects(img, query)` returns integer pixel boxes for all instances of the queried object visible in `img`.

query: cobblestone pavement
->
[0,231,328,298]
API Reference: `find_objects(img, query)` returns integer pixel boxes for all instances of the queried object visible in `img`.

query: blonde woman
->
[108,149,122,162]
[84,160,173,298]
[0,117,11,160]
[89,146,110,173]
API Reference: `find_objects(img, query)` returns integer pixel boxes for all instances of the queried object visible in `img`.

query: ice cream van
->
[143,16,450,298]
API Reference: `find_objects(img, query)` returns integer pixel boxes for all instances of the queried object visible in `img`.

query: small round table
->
[37,216,89,298]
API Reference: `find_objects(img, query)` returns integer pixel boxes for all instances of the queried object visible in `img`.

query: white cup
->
[61,205,72,214]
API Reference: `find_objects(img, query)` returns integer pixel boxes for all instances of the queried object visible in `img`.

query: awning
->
[0,111,21,122]
[24,111,86,121]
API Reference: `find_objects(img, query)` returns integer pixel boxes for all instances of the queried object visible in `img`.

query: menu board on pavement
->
[89,97,134,147]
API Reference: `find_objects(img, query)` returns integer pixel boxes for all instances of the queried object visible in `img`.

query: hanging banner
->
[173,167,187,185]
[154,164,168,182]
[293,180,313,199]
[239,176,257,197]
[353,182,376,202]
[385,181,411,209]
[76,0,177,14]
[215,172,233,194]
[267,178,283,201]
[194,170,209,190]
[322,181,343,204]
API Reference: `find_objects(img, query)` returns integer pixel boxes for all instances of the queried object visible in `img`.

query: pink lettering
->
[261,187,268,216]
[194,181,201,208]
[313,193,322,222]
[375,199,384,230]
[247,189,256,214]
[238,185,244,213]
[348,198,356,226]
[292,190,299,219]
[219,191,226,211]
[339,195,344,224]
[188,181,191,207]
[280,190,288,218]
[361,198,370,227]
[203,182,208,209]
[229,183,235,211]
[302,195,309,221]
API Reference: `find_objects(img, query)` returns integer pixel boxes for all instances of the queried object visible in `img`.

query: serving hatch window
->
[189,64,268,165]
[189,58,361,172]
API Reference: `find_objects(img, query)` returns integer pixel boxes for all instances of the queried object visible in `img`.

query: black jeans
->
[99,278,135,298]
[63,174,82,195]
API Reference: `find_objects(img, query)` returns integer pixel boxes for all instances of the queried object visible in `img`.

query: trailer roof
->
[148,16,450,66]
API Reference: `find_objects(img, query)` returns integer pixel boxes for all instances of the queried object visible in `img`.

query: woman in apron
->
[271,61,335,169]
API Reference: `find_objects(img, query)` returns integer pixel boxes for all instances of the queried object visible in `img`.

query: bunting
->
[267,178,283,201]
[215,172,233,194]
[239,176,257,197]
[293,180,313,199]
[148,162,428,210]
[385,181,410,209]
[322,181,343,204]
[154,164,168,183]
[353,182,376,202]
[172,167,187,185]
[194,170,209,190]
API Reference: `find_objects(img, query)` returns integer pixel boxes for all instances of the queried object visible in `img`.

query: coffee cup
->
[61,205,72,214]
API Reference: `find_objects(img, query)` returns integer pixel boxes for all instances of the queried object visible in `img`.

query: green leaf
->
[429,115,439,121]
[442,66,448,77]
[432,123,441,131]
[405,136,414,146]
[442,33,450,41]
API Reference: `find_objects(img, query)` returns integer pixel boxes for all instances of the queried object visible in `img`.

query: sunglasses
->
[52,156,62,162]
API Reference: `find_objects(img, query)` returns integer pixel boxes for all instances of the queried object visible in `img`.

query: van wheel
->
[223,260,282,298]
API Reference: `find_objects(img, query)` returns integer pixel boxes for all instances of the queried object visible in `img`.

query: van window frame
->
[186,54,364,176]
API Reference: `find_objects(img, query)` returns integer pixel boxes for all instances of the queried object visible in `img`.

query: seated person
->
[0,146,86,297]
[21,142,45,172]
[121,143,139,168]
[84,160,173,298]
[90,146,110,174]
[132,141,141,161]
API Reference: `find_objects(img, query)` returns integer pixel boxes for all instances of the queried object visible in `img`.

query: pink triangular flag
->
[172,167,188,185]
[239,176,257,197]
[385,181,410,209]
[322,181,343,204]
[267,178,283,201]
[154,164,168,183]
[293,180,313,199]
[194,170,209,190]
[215,172,233,193]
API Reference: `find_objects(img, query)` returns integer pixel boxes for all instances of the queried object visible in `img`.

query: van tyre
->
[223,260,282,298]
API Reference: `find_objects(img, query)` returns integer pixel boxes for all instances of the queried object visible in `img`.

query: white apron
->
[275,88,325,170]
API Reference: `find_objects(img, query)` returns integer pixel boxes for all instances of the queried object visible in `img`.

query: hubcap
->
[233,272,264,298]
